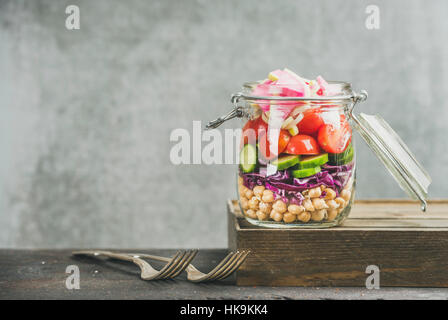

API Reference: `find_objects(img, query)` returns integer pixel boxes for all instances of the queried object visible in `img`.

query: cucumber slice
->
[328,144,354,165]
[239,144,257,173]
[328,143,352,161]
[271,155,300,170]
[341,146,354,164]
[291,166,321,178]
[297,153,328,169]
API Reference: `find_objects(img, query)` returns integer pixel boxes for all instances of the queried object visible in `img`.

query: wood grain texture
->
[228,199,448,287]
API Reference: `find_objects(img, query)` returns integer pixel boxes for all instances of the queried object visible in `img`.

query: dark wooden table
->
[1,249,448,300]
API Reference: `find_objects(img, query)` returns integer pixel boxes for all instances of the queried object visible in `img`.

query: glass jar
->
[236,81,356,228]
[207,74,431,228]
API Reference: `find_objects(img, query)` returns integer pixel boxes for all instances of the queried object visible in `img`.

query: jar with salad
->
[207,68,431,228]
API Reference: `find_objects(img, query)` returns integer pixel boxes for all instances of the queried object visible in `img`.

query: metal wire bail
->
[205,93,245,130]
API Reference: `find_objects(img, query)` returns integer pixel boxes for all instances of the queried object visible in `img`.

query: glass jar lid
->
[348,94,431,211]
[241,80,354,102]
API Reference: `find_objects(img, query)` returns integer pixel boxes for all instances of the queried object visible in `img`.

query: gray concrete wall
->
[1,0,447,248]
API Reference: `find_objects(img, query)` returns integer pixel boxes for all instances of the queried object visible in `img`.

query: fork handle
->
[127,253,171,263]
[73,250,139,263]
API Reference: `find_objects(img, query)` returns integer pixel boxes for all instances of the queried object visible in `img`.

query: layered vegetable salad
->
[238,68,354,224]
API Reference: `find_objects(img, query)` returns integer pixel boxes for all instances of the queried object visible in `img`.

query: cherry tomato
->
[297,109,324,135]
[277,130,291,154]
[285,134,320,155]
[241,117,268,147]
[317,117,352,153]
[258,129,291,160]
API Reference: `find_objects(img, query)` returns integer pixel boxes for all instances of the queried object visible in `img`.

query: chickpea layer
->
[238,178,353,224]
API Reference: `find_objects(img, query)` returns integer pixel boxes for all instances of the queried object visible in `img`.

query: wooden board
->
[228,199,448,287]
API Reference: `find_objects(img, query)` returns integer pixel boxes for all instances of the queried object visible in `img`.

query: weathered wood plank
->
[228,199,448,287]
[349,200,448,219]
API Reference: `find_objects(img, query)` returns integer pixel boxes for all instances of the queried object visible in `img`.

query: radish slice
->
[250,70,340,114]
[268,69,284,81]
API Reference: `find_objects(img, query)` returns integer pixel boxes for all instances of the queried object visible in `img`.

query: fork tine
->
[198,251,236,281]
[169,249,198,278]
[161,250,195,279]
[207,251,243,281]
[214,250,250,280]
[154,251,183,280]
[157,250,187,280]
[211,251,246,281]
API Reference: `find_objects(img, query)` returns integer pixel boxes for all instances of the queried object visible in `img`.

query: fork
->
[72,249,197,280]
[128,250,250,282]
